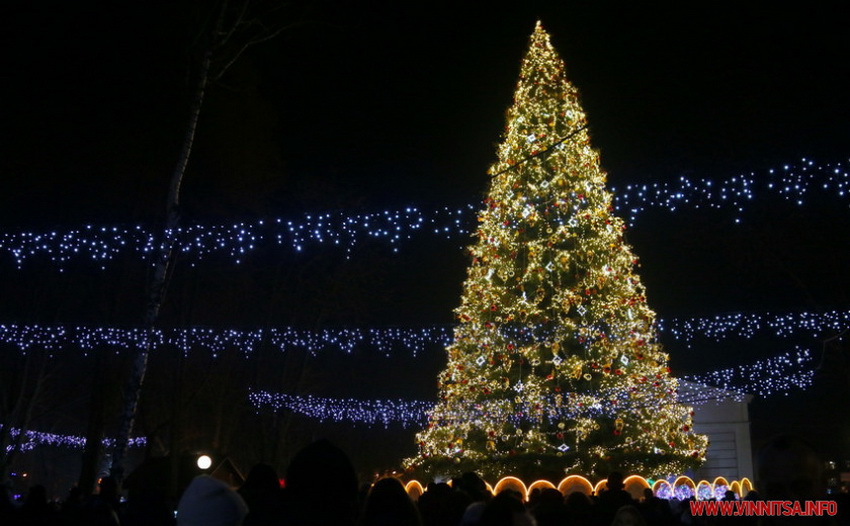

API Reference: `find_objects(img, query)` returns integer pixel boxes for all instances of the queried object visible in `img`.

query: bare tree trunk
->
[108,0,297,482]
[78,349,108,494]
[110,48,213,482]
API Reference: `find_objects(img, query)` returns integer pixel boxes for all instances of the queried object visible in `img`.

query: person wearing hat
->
[177,475,249,526]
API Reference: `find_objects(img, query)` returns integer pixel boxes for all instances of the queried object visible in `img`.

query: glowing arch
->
[623,475,650,500]
[652,479,673,499]
[696,480,713,500]
[558,475,593,496]
[593,479,608,495]
[711,477,730,500]
[673,475,696,489]
[527,479,557,499]
[402,473,749,501]
[713,476,729,488]
[405,480,424,500]
[672,476,696,500]
[729,480,741,497]
[493,476,527,500]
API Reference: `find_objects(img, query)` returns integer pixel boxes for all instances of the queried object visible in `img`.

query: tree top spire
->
[530,20,554,51]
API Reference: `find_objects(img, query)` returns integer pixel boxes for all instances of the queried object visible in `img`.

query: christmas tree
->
[406,22,707,480]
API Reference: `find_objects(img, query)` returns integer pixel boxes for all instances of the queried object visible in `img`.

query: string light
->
[0,311,844,357]
[1,159,847,269]
[611,158,850,224]
[660,310,850,345]
[2,346,813,452]
[247,348,813,428]
[0,323,451,357]
[1,425,146,453]
[0,207,473,269]
[247,391,433,428]
[683,347,814,397]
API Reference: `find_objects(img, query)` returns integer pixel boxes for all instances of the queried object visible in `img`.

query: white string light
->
[0,207,473,269]
[2,348,813,449]
[1,425,146,453]
[0,324,451,357]
[1,311,845,358]
[247,391,433,428]
[660,310,850,345]
[682,347,814,397]
[248,349,814,426]
[611,158,850,224]
[1,158,847,269]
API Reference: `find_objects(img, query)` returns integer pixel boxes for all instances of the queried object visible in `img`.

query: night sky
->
[3,1,850,478]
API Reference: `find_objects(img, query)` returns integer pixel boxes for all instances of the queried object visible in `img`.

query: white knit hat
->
[177,475,249,526]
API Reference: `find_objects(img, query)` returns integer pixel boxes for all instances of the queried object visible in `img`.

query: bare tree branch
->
[212,20,303,82]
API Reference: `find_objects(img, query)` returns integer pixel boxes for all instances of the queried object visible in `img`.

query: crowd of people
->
[1,437,847,525]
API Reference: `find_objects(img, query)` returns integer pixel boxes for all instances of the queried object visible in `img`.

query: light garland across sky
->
[610,158,850,224]
[659,310,850,345]
[683,347,814,397]
[247,349,814,427]
[2,348,814,449]
[1,310,846,358]
[247,391,434,428]
[0,323,451,357]
[1,426,146,454]
[0,158,847,269]
[0,207,473,269]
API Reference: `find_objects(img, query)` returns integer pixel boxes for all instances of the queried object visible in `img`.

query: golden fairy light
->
[405,22,707,479]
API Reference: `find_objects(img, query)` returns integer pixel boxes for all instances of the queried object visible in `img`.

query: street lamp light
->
[197,454,212,470]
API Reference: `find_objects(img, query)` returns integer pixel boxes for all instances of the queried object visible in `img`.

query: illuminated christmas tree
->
[406,22,707,479]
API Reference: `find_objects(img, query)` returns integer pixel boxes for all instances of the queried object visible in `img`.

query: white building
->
[680,381,754,481]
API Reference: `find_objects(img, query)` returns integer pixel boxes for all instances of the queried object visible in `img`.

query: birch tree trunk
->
[109,48,212,482]
[108,0,298,482]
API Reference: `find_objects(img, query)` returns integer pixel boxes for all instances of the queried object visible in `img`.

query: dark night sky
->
[4,3,849,216]
[2,1,850,467]
[4,3,849,316]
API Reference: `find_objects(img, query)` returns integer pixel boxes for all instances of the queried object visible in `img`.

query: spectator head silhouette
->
[479,491,534,526]
[176,475,248,526]
[286,439,357,498]
[284,439,359,525]
[358,477,421,526]
[605,472,625,492]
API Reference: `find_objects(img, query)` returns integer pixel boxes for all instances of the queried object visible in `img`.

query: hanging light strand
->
[1,311,846,358]
[247,348,813,427]
[1,425,146,453]
[1,158,847,269]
